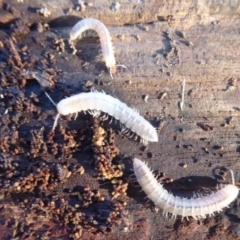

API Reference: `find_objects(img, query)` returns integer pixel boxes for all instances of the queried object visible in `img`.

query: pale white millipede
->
[133,158,239,220]
[45,91,158,145]
[70,18,126,79]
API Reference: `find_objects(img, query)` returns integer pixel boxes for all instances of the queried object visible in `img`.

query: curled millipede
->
[47,91,158,145]
[133,158,239,220]
[70,18,126,78]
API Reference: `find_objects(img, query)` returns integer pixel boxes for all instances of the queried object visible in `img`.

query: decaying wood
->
[1,0,240,27]
[0,1,240,239]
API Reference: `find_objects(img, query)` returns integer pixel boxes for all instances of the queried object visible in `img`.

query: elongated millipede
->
[70,18,125,78]
[48,91,158,145]
[133,158,239,220]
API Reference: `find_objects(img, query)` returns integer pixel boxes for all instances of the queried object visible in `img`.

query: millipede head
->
[109,65,126,78]
[110,66,117,74]
[109,67,116,79]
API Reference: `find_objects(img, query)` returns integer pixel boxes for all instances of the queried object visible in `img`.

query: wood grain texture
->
[1,0,240,27]
[0,1,240,239]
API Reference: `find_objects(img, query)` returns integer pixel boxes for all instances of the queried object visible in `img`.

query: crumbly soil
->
[0,1,239,240]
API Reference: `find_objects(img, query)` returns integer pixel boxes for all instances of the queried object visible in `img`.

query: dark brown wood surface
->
[0,1,240,239]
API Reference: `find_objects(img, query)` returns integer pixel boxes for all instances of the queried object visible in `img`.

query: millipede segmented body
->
[53,92,158,145]
[70,18,125,78]
[133,158,239,219]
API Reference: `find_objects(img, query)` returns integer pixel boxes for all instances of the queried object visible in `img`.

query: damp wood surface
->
[0,1,240,240]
